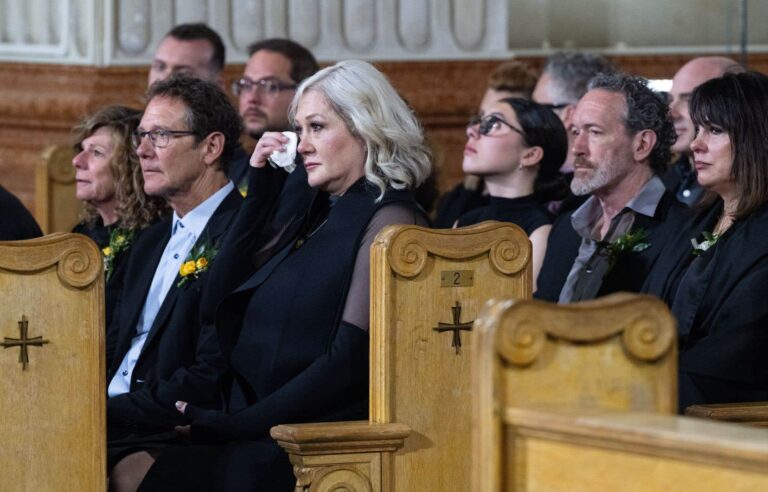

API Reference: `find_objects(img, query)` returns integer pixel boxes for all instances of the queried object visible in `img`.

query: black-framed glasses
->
[131,129,197,149]
[467,114,526,137]
[232,77,297,97]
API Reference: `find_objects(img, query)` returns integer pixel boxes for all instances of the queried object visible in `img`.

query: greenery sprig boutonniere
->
[177,242,218,288]
[598,228,651,271]
[691,231,720,256]
[102,228,135,281]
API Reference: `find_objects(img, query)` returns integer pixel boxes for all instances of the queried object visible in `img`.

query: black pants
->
[138,437,294,492]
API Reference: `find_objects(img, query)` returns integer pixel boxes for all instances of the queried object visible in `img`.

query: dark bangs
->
[690,72,768,219]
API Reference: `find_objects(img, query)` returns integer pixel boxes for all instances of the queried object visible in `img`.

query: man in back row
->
[148,23,226,90]
[536,72,685,302]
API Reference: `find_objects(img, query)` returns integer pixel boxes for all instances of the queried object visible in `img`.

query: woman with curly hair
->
[71,105,170,341]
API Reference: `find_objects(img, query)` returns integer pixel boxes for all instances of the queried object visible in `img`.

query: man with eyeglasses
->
[532,52,615,175]
[662,56,742,206]
[106,75,247,487]
[225,38,319,197]
[535,72,686,304]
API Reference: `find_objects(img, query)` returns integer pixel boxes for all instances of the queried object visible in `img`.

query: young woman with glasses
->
[459,98,569,289]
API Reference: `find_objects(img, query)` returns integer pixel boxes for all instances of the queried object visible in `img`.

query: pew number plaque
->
[440,270,474,288]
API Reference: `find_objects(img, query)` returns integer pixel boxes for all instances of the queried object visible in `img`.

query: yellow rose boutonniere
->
[103,228,135,281]
[177,242,218,288]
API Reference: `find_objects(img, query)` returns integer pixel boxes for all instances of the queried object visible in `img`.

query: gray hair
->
[543,52,615,104]
[289,59,432,200]
[588,72,675,175]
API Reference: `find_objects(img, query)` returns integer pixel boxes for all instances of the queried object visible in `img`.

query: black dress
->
[140,180,427,491]
[643,200,768,410]
[455,194,553,234]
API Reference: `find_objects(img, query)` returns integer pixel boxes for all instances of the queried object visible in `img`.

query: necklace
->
[294,218,328,250]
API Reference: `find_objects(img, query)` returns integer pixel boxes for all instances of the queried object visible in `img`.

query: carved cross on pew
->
[433,301,474,355]
[1,315,49,370]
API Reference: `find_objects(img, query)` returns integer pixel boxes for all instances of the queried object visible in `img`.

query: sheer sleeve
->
[342,204,428,331]
[185,202,428,442]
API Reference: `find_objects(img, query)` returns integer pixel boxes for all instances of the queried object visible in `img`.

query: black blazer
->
[106,188,242,432]
[185,182,422,442]
[535,190,686,301]
[644,200,768,408]
[199,164,311,329]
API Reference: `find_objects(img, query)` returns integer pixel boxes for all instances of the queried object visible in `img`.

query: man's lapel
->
[140,189,243,352]
[109,219,171,375]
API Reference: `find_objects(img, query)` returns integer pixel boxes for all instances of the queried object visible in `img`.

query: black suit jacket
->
[535,190,686,301]
[107,188,242,432]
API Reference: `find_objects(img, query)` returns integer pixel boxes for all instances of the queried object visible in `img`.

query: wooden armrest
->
[271,421,411,491]
[271,420,411,455]
[686,402,768,426]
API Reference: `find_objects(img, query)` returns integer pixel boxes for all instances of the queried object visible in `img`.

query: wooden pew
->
[473,295,768,491]
[501,407,768,491]
[472,294,678,491]
[36,145,82,234]
[686,402,768,427]
[0,233,105,490]
[272,221,532,492]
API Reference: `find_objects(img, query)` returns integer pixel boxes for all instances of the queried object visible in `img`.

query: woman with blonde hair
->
[138,60,431,490]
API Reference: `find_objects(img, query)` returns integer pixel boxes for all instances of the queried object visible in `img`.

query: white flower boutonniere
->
[691,231,720,257]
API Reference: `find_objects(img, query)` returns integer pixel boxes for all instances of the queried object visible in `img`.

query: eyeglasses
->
[131,129,197,149]
[232,77,297,97]
[467,115,526,137]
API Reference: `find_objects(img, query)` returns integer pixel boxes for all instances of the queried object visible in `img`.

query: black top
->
[0,185,42,241]
[643,200,768,409]
[73,217,110,248]
[456,194,553,234]
[433,181,489,228]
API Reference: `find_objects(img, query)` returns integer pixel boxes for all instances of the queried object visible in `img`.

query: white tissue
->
[268,131,298,173]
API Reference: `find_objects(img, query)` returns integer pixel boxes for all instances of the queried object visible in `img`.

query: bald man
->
[663,56,742,206]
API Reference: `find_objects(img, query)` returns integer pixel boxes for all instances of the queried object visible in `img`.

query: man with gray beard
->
[535,72,686,302]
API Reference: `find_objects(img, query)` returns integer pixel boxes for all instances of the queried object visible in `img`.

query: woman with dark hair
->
[644,71,768,410]
[458,97,568,288]
[434,61,540,228]
[71,105,170,340]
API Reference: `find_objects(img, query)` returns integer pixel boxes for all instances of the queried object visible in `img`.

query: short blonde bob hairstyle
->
[289,59,432,199]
